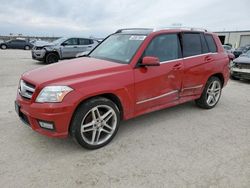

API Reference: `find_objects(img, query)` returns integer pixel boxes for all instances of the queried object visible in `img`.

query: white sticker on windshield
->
[129,36,146,40]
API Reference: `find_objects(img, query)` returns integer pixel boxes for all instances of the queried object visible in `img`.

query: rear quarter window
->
[205,34,217,53]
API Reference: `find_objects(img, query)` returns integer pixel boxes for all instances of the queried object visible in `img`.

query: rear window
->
[182,33,202,57]
[205,34,217,53]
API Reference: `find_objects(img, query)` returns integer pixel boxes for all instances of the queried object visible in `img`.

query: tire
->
[195,77,222,109]
[24,45,30,50]
[45,53,59,64]
[70,97,120,149]
[1,44,7,49]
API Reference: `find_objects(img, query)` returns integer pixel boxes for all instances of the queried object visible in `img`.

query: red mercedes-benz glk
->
[15,28,230,149]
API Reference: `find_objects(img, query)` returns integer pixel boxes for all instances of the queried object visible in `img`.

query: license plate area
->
[15,101,30,126]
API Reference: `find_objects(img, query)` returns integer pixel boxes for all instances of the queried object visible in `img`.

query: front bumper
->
[31,49,46,61]
[231,67,250,80]
[15,94,75,138]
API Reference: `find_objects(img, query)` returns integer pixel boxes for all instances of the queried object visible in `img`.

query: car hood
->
[234,56,250,64]
[22,57,128,86]
[33,41,54,47]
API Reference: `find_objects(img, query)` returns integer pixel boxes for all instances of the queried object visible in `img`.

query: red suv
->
[15,28,230,149]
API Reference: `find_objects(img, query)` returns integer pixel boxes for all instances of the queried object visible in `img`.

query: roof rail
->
[115,28,153,33]
[153,26,208,32]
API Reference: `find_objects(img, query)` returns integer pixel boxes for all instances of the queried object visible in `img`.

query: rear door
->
[180,32,212,96]
[134,33,183,113]
[78,38,95,53]
[61,38,78,58]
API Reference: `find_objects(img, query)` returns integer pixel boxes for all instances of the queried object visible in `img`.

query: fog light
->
[38,120,54,130]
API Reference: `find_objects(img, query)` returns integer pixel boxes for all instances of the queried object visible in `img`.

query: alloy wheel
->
[80,105,117,146]
[206,80,221,106]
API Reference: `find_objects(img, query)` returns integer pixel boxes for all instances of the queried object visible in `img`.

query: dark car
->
[230,50,250,80]
[0,39,33,50]
[233,45,250,58]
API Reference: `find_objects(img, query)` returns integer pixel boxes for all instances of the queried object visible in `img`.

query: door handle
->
[205,56,213,62]
[87,46,92,48]
[172,63,182,70]
[73,46,78,48]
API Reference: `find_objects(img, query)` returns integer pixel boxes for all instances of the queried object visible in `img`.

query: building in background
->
[216,30,250,48]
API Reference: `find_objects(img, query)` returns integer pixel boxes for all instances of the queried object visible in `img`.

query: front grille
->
[19,80,36,100]
[35,46,43,50]
[236,63,250,69]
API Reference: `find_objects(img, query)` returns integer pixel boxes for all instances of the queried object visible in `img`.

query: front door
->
[134,33,183,113]
[60,38,79,58]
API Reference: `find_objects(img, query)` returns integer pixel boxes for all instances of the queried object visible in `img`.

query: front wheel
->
[45,53,59,64]
[195,77,222,109]
[70,97,120,149]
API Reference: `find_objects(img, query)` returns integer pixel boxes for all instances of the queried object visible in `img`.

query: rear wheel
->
[195,77,222,109]
[24,45,30,50]
[70,97,120,149]
[1,44,7,49]
[45,53,59,64]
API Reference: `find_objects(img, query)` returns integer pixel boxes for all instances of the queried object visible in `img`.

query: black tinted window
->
[182,33,202,57]
[79,39,93,45]
[205,34,217,53]
[200,34,209,53]
[144,34,181,62]
[11,40,25,43]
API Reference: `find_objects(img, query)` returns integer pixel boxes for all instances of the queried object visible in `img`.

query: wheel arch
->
[68,93,124,134]
[208,73,225,87]
[45,50,60,59]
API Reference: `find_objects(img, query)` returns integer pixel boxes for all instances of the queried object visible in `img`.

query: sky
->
[0,0,249,38]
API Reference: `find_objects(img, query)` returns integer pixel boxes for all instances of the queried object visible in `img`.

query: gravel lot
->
[0,49,250,188]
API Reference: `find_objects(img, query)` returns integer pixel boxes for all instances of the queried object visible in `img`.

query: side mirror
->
[61,42,69,46]
[141,56,160,66]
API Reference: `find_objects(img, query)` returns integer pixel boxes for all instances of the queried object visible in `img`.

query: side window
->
[144,34,181,62]
[63,38,78,46]
[182,33,202,57]
[79,39,93,45]
[200,34,209,53]
[205,34,217,53]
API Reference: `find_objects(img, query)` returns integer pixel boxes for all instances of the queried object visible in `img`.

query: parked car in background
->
[15,28,230,149]
[233,45,250,58]
[223,44,234,53]
[230,50,250,80]
[0,39,33,50]
[224,43,232,48]
[32,37,98,64]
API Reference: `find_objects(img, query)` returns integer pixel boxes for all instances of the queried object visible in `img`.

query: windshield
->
[52,37,67,45]
[89,34,146,64]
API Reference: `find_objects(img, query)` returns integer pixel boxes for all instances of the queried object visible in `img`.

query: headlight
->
[36,86,73,103]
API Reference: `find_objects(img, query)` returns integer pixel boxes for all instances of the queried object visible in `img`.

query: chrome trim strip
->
[183,53,211,60]
[182,84,203,91]
[160,58,182,64]
[136,90,178,104]
[159,52,218,64]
